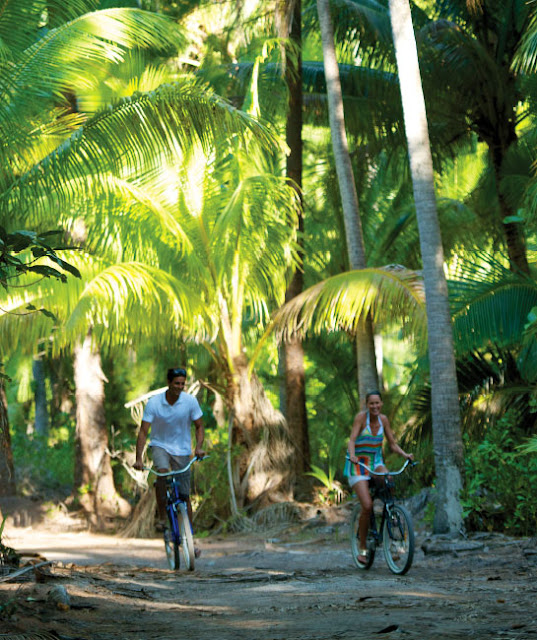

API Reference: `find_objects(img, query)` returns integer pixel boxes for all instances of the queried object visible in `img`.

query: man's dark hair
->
[167,367,187,381]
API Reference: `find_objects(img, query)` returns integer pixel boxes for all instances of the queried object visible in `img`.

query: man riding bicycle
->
[133,367,205,556]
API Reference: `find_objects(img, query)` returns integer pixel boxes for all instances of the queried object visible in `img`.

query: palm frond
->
[304,0,393,50]
[269,265,425,342]
[511,6,537,74]
[0,8,186,106]
[2,78,276,229]
[63,261,208,347]
[0,252,210,356]
[450,255,537,354]
[0,0,100,60]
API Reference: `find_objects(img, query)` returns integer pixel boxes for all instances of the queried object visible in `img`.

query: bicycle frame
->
[144,455,206,570]
[349,459,417,574]
[367,485,395,547]
[365,459,414,537]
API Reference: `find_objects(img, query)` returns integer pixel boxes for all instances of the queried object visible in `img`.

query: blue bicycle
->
[145,455,205,571]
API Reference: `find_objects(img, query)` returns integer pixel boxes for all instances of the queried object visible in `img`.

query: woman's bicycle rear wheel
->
[178,502,195,571]
[382,504,414,575]
[164,514,180,570]
[350,504,376,569]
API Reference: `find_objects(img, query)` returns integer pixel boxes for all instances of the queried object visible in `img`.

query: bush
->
[11,418,75,495]
[461,413,537,535]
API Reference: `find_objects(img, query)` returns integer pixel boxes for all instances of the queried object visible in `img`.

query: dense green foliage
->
[462,412,537,535]
[1,0,537,536]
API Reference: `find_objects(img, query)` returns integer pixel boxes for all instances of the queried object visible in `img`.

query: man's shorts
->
[150,446,191,496]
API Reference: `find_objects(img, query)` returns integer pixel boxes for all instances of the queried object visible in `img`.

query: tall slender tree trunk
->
[489,142,530,274]
[316,0,379,404]
[74,332,130,526]
[388,0,463,535]
[0,382,15,496]
[280,0,310,476]
[33,355,49,437]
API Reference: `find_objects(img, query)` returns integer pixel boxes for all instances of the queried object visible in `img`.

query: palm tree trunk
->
[0,382,16,496]
[32,355,49,437]
[74,332,131,526]
[489,144,530,274]
[228,355,295,509]
[280,0,310,476]
[316,0,379,404]
[388,0,463,535]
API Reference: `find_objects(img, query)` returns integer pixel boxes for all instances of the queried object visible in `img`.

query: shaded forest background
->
[1,0,537,537]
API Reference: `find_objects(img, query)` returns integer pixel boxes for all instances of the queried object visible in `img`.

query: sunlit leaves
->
[269,265,425,342]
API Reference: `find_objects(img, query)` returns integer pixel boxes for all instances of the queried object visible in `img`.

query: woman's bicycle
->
[145,455,205,571]
[350,459,417,575]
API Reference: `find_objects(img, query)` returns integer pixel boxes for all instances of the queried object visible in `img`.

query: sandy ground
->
[1,498,537,640]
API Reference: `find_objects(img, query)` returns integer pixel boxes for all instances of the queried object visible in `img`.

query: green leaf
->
[502,215,524,224]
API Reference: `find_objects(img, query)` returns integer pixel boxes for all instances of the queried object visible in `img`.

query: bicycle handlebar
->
[142,455,208,477]
[346,457,418,477]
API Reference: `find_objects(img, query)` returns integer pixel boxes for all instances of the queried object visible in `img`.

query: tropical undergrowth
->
[461,410,537,536]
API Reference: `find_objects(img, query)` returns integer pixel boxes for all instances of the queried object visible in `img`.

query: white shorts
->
[348,464,385,487]
[150,446,191,495]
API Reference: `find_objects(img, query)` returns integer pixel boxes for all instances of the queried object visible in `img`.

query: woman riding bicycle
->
[344,390,413,565]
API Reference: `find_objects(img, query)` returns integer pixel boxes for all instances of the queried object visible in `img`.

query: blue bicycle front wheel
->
[178,502,195,571]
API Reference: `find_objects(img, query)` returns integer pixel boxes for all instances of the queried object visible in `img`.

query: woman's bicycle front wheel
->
[178,502,195,571]
[164,514,180,570]
[350,504,376,570]
[382,504,414,575]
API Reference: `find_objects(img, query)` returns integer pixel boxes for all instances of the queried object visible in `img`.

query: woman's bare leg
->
[354,480,373,553]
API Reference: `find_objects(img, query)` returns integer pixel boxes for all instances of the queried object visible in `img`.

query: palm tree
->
[388,0,464,534]
[326,0,536,273]
[0,1,283,515]
[2,135,302,511]
[417,0,535,274]
[173,0,314,475]
[278,0,312,478]
[316,0,379,403]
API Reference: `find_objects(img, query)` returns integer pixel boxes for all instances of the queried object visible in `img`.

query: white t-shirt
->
[142,391,203,456]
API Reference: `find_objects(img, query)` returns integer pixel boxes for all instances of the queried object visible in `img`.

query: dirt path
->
[1,503,537,640]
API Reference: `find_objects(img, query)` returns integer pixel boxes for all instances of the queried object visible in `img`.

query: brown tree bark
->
[228,355,295,509]
[280,0,311,477]
[74,332,131,526]
[0,382,16,496]
[33,355,49,437]
[489,142,530,275]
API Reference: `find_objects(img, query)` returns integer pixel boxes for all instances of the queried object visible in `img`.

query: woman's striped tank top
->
[344,412,384,478]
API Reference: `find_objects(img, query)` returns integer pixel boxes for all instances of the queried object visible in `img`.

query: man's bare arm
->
[193,418,205,457]
[134,421,151,469]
